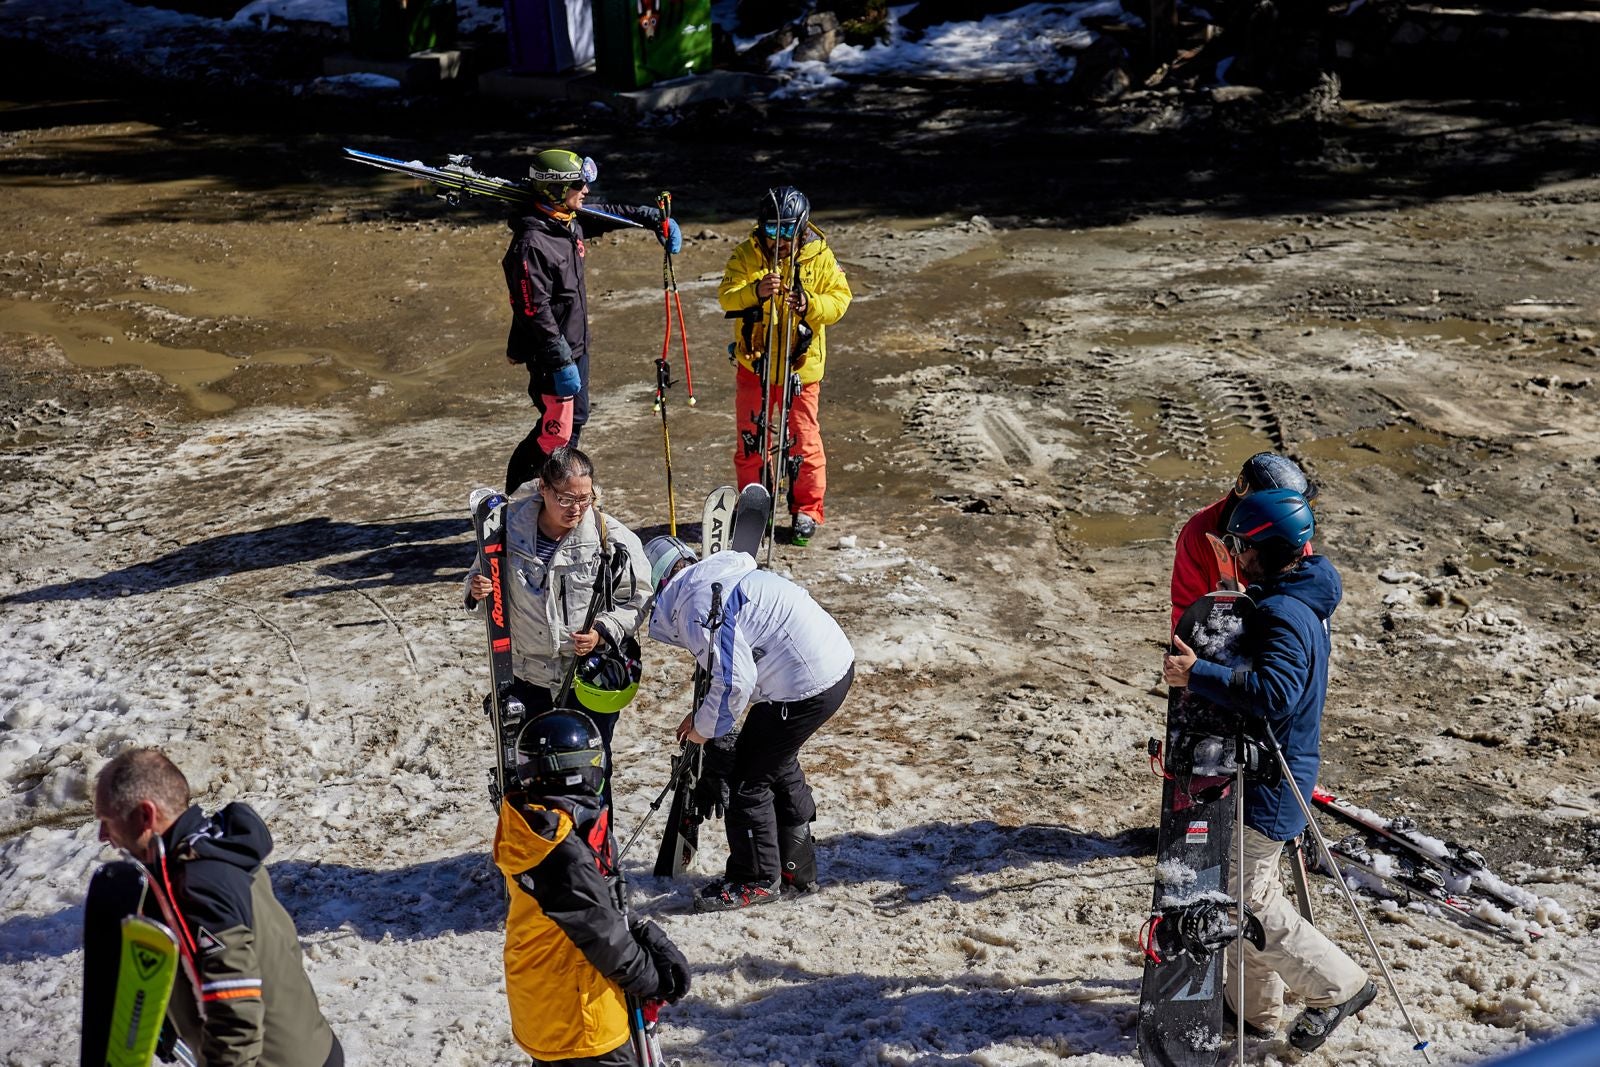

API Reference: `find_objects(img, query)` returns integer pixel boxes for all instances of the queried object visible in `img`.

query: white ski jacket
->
[649,551,853,738]
[466,482,651,691]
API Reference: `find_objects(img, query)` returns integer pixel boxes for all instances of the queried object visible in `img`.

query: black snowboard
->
[82,861,150,1067]
[1137,590,1254,1067]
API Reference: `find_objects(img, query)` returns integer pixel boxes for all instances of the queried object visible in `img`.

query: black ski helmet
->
[514,710,606,796]
[528,148,598,205]
[758,186,810,238]
[1226,488,1315,566]
[1235,452,1317,501]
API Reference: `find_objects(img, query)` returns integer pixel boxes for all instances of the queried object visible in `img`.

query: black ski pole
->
[616,740,700,866]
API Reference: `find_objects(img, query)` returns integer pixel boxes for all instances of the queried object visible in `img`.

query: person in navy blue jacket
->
[1163,488,1376,1053]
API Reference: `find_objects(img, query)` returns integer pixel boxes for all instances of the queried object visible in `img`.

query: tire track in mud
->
[1199,371,1287,448]
[1157,396,1211,462]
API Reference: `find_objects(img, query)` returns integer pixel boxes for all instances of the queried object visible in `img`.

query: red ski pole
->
[657,191,695,405]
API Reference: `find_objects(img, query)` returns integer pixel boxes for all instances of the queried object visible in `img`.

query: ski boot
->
[789,513,817,547]
[1289,980,1377,1052]
[778,823,820,895]
[691,878,781,913]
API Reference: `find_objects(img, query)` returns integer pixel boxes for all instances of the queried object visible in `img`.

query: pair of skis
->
[342,147,644,228]
[1310,787,1554,942]
[470,488,522,808]
[703,482,769,560]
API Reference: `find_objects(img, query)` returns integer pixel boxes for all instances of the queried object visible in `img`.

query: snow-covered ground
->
[5,0,1130,99]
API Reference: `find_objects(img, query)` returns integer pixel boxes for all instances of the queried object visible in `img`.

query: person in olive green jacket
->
[93,748,341,1067]
[718,185,853,546]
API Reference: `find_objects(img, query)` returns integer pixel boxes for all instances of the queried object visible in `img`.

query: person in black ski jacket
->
[496,710,690,1065]
[93,748,341,1067]
[1162,489,1375,1053]
[502,148,682,494]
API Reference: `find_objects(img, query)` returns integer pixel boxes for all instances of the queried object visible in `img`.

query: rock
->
[793,11,843,63]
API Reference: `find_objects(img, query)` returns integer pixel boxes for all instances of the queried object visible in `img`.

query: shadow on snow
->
[1,516,471,604]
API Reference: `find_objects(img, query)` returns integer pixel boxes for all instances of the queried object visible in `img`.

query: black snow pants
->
[724,664,853,885]
[530,1040,634,1067]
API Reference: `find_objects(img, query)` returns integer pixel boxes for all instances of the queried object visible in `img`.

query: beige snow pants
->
[1226,824,1370,1030]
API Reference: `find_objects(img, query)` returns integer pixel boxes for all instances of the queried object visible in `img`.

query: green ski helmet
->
[528,148,599,204]
[573,636,642,715]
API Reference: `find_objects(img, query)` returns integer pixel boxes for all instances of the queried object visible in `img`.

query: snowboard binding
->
[1139,898,1266,964]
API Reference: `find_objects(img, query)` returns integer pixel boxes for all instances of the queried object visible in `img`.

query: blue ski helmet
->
[1225,488,1315,563]
[515,710,606,795]
[645,535,697,596]
[1235,452,1317,501]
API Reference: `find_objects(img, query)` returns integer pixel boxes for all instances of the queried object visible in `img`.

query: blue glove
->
[657,217,682,255]
[551,360,582,398]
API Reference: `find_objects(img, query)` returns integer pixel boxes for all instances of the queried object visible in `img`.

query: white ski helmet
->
[645,535,697,595]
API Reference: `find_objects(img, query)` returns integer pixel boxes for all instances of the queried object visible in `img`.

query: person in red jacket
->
[1169,452,1316,632]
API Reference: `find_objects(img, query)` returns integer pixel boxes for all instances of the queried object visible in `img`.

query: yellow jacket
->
[494,798,650,1062]
[718,226,853,386]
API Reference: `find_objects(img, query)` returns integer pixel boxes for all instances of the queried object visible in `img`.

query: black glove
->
[693,732,739,820]
[632,919,690,1003]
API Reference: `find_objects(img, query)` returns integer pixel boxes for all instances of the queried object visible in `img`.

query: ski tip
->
[469,487,503,508]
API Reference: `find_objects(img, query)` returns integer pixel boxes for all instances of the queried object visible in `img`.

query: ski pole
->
[653,355,678,536]
[657,191,695,404]
[1234,729,1246,1063]
[1259,721,1434,1061]
[616,739,700,867]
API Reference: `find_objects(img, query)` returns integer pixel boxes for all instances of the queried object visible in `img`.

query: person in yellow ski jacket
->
[495,710,690,1066]
[718,185,853,546]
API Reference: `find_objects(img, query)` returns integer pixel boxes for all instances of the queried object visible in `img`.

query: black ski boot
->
[1289,980,1377,1052]
[692,878,781,913]
[778,823,820,895]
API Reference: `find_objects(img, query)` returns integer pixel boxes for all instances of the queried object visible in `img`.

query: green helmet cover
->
[529,149,599,203]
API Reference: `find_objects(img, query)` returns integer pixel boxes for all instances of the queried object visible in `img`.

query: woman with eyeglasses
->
[502,148,682,496]
[717,185,854,547]
[466,447,652,804]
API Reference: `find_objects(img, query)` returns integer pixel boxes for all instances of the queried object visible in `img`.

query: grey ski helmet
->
[758,186,810,240]
[1235,452,1316,501]
[645,535,697,595]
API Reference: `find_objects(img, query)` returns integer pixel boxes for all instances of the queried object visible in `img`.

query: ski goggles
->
[530,156,599,186]
[1221,533,1255,556]
[762,220,801,239]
